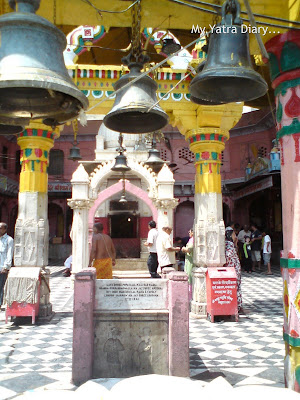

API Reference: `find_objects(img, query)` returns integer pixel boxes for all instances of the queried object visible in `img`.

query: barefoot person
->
[262,230,272,275]
[89,223,116,279]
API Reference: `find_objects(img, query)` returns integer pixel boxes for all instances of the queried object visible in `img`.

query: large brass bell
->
[0,0,88,128]
[104,55,169,134]
[68,143,82,162]
[189,0,268,104]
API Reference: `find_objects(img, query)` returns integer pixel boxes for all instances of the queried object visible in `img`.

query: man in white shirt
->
[156,226,180,271]
[262,231,272,275]
[144,221,160,278]
[0,222,14,307]
[237,224,252,244]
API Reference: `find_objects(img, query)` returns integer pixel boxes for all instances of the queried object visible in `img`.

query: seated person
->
[63,255,72,277]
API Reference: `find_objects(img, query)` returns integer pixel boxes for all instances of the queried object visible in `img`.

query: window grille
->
[178,147,194,162]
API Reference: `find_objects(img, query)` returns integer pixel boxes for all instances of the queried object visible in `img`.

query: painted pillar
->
[154,164,178,232]
[185,127,228,316]
[265,30,300,391]
[68,164,94,276]
[14,121,59,317]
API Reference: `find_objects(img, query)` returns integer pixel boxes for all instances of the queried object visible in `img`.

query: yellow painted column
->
[17,126,56,193]
[186,128,229,195]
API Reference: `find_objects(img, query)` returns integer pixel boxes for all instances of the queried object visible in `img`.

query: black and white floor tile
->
[189,267,284,387]
[0,265,285,399]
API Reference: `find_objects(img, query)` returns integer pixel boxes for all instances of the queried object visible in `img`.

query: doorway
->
[110,213,138,238]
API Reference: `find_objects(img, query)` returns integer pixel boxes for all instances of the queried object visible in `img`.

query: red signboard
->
[206,267,238,322]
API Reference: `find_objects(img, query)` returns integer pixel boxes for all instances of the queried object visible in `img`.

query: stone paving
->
[0,264,284,398]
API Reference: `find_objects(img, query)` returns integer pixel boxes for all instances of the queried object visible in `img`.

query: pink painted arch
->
[88,180,158,242]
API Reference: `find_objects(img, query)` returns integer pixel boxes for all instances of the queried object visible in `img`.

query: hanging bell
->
[145,148,165,174]
[189,0,268,104]
[104,56,169,134]
[0,124,24,135]
[0,0,88,128]
[68,143,82,161]
[111,153,131,173]
[119,194,128,203]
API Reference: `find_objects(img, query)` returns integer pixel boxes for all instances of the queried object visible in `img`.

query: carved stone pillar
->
[187,127,228,268]
[14,121,59,317]
[191,267,207,317]
[68,164,94,276]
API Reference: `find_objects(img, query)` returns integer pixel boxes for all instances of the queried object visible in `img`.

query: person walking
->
[182,229,194,301]
[143,221,160,278]
[250,223,262,272]
[0,222,14,308]
[89,223,116,279]
[156,226,180,272]
[262,230,272,275]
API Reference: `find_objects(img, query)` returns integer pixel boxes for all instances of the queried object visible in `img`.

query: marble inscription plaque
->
[95,279,168,310]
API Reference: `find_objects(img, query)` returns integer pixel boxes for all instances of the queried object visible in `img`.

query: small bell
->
[68,143,82,161]
[189,0,268,104]
[104,54,169,134]
[145,148,165,174]
[111,153,131,173]
[119,194,127,203]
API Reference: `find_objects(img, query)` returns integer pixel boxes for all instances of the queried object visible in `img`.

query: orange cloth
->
[92,258,113,279]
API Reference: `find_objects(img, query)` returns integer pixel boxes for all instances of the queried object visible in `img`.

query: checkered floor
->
[0,265,284,398]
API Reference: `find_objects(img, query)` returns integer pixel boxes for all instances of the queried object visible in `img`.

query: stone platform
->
[113,270,150,279]
[114,258,148,271]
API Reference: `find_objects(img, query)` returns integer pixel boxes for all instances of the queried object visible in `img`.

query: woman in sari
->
[182,229,194,301]
[225,229,242,311]
[89,223,116,279]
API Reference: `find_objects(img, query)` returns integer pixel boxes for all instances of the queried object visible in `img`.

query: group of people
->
[226,222,272,275]
[224,221,273,312]
[87,221,195,300]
